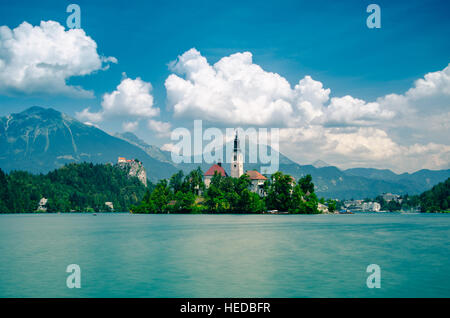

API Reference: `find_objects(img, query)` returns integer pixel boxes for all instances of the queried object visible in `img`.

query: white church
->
[203,132,267,197]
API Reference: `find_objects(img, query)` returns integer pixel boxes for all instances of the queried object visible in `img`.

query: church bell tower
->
[231,131,244,178]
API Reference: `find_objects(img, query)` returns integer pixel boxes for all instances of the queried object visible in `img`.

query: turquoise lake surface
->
[0,213,449,298]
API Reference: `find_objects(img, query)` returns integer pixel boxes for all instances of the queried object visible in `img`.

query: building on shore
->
[382,193,401,203]
[105,202,114,211]
[362,201,381,212]
[318,203,329,213]
[344,200,382,212]
[37,197,48,212]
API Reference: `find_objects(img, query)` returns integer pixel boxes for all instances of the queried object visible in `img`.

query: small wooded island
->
[131,167,330,214]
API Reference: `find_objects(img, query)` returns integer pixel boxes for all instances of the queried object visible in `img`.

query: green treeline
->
[0,163,148,213]
[416,177,449,212]
[4,162,445,214]
[368,177,450,212]
[131,169,328,214]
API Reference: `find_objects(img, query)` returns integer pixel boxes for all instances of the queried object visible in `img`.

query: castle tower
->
[231,131,244,178]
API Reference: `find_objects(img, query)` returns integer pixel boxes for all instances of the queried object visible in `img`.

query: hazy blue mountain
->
[344,167,450,195]
[279,164,415,199]
[312,160,330,168]
[1,107,449,199]
[115,132,173,163]
[0,107,178,182]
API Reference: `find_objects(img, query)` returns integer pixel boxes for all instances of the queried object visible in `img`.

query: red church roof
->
[245,170,267,180]
[204,164,227,177]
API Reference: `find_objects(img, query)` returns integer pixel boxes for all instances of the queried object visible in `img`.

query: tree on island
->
[204,172,265,213]
[265,172,320,214]
[265,172,294,211]
[131,169,325,214]
[326,199,337,213]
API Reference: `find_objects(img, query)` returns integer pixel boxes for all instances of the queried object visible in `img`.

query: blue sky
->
[0,0,449,172]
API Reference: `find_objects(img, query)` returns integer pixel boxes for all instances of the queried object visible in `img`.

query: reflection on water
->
[0,213,449,297]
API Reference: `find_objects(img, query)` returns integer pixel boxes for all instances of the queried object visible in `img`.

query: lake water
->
[0,213,449,298]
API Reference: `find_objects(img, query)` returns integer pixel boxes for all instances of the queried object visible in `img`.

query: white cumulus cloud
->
[406,63,450,99]
[163,49,449,172]
[0,20,116,97]
[322,95,395,126]
[161,143,180,154]
[165,48,294,126]
[147,119,172,137]
[102,77,158,118]
[122,121,139,132]
[279,126,450,172]
[76,77,159,123]
[165,48,398,127]
[75,107,103,123]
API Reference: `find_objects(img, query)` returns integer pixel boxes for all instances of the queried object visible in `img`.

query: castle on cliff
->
[117,157,147,187]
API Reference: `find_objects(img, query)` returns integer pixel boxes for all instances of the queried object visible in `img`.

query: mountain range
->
[0,107,178,181]
[1,106,449,199]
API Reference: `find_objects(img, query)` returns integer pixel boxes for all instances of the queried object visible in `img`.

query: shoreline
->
[1,211,449,215]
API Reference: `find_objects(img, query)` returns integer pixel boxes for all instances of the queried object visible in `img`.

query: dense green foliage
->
[132,169,322,214]
[369,177,450,212]
[0,161,346,214]
[265,172,320,214]
[131,168,206,213]
[0,163,148,213]
[326,199,338,213]
[204,173,265,213]
[417,178,449,212]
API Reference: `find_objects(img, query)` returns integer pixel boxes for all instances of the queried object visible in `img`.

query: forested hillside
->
[418,177,450,212]
[0,163,149,213]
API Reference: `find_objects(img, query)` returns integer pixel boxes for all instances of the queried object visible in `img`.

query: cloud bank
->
[76,77,159,123]
[76,76,171,135]
[0,21,116,97]
[165,48,450,172]
[165,48,396,128]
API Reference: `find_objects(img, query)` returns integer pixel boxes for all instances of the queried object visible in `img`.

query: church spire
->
[234,130,240,151]
[231,130,243,178]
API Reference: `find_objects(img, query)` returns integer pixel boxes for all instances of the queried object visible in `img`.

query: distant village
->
[342,193,399,212]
